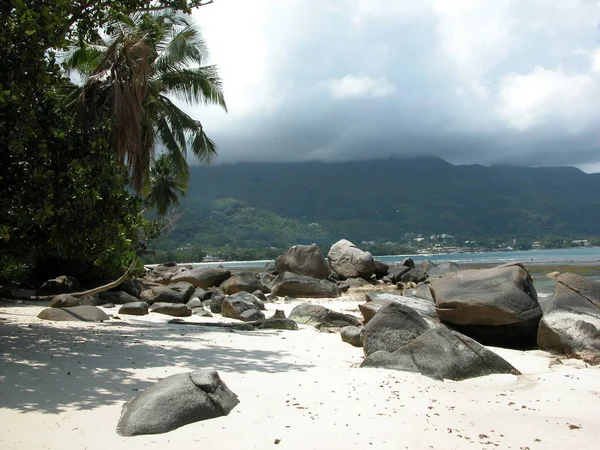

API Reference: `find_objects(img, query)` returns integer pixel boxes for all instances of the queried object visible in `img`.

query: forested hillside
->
[149,157,600,258]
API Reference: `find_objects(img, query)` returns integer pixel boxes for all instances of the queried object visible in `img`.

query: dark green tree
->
[146,154,187,215]
[0,1,215,282]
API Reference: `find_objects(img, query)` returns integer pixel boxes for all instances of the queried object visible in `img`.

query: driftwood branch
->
[168,318,265,328]
[25,258,138,301]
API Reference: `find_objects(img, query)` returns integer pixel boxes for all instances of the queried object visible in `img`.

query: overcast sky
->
[188,0,600,172]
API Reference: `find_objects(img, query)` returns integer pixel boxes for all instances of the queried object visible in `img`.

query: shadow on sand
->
[0,311,310,414]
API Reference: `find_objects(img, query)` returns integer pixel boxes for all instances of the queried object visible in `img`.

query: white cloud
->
[591,48,600,74]
[182,0,600,171]
[330,75,396,99]
[497,66,598,131]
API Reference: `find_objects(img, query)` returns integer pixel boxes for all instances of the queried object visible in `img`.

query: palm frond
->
[160,66,227,110]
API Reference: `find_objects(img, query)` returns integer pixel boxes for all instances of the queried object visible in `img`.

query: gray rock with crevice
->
[116,370,239,436]
[362,327,519,381]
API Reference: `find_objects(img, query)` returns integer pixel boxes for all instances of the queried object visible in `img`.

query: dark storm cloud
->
[191,0,600,172]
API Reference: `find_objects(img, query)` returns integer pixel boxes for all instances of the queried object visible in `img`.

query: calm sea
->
[177,247,600,297]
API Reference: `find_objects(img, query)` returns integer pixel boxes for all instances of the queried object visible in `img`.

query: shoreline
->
[145,247,600,270]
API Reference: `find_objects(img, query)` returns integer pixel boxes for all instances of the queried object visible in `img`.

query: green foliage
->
[63,8,226,192]
[1,1,211,283]
[145,153,187,215]
[144,159,600,260]
[182,158,600,239]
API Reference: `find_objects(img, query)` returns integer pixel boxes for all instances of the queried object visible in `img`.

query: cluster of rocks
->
[335,253,600,376]
[35,239,600,376]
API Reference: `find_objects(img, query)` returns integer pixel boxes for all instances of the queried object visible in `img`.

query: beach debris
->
[289,303,361,329]
[362,327,520,380]
[538,273,600,365]
[275,243,331,279]
[118,301,149,316]
[430,263,541,348]
[37,305,110,322]
[116,370,239,436]
[340,326,363,347]
[271,272,340,298]
[27,258,138,301]
[327,239,376,280]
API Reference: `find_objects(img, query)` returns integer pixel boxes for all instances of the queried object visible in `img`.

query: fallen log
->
[20,258,138,301]
[168,318,265,329]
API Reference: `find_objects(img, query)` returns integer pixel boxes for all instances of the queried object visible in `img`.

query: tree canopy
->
[64,9,226,192]
[0,1,218,283]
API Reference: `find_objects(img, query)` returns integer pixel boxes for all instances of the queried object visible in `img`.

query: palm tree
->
[64,10,226,193]
[145,153,187,215]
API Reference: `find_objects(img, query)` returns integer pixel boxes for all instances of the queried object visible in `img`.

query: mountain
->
[160,157,600,250]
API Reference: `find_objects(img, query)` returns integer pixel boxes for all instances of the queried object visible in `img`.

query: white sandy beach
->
[1,294,599,450]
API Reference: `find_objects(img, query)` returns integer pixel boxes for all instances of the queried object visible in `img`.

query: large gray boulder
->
[117,370,239,436]
[289,303,361,329]
[361,327,519,381]
[275,244,331,279]
[362,302,430,357]
[340,326,363,347]
[400,268,428,284]
[50,294,83,308]
[119,302,149,316]
[364,291,438,323]
[538,273,600,364]
[150,303,192,317]
[327,239,376,280]
[98,291,140,305]
[114,279,147,298]
[170,267,231,289]
[145,263,193,284]
[139,282,195,305]
[430,263,541,348]
[386,264,412,283]
[271,272,340,298]
[421,259,462,278]
[221,292,266,322]
[373,260,389,279]
[37,305,110,322]
[219,271,267,295]
[259,318,299,330]
[37,275,80,295]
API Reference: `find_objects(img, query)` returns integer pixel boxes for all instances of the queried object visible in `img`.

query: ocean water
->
[376,247,600,265]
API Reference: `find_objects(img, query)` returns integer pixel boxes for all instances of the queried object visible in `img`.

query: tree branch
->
[25,258,138,301]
